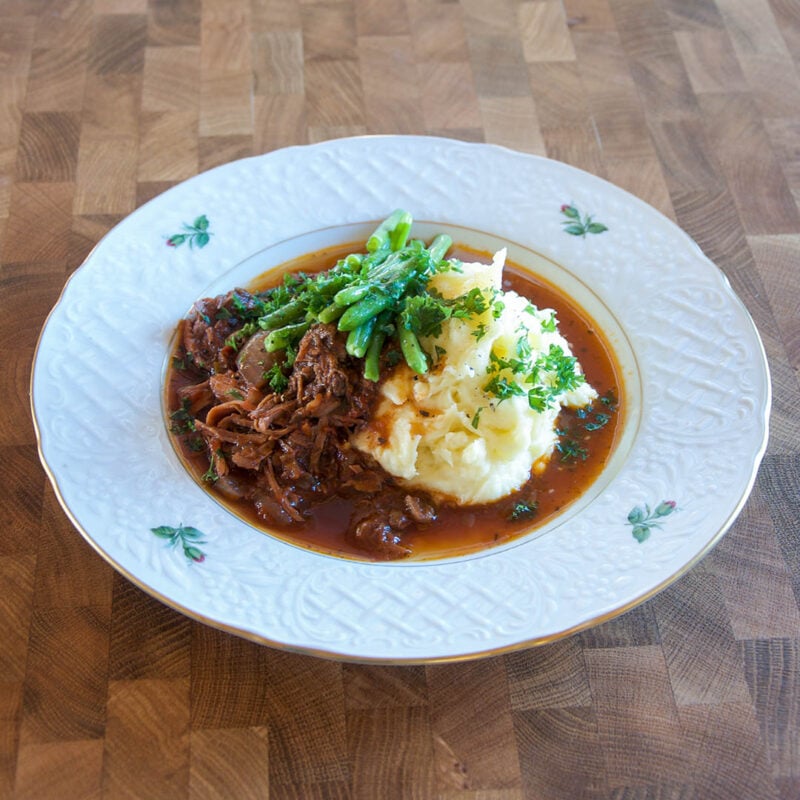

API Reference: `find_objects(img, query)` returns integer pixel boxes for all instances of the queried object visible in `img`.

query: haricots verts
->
[252,210,454,380]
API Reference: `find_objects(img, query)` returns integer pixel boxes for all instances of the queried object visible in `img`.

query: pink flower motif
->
[655,500,677,516]
[151,525,207,564]
[628,500,679,542]
[559,203,608,237]
[165,217,210,249]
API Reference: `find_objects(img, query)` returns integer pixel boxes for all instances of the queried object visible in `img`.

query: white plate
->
[31,136,770,663]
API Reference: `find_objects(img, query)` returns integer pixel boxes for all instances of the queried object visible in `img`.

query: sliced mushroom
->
[236,330,285,390]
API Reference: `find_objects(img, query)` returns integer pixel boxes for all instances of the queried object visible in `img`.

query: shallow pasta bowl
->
[31,136,770,663]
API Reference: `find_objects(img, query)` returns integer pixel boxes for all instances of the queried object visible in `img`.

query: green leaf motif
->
[178,525,205,541]
[150,524,207,563]
[151,525,179,541]
[627,501,678,542]
[632,524,651,543]
[627,506,645,525]
[166,215,212,249]
[560,204,608,238]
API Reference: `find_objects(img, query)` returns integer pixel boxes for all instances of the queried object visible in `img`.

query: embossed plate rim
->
[30,135,771,662]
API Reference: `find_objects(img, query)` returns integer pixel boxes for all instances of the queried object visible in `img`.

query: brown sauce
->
[166,242,623,561]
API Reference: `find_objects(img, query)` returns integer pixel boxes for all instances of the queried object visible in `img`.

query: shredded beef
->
[173,317,436,559]
[348,492,438,559]
[182,289,263,373]
[404,494,437,524]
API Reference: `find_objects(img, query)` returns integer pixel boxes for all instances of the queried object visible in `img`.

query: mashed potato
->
[352,250,597,505]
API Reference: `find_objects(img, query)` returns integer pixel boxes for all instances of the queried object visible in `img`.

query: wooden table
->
[2,0,799,797]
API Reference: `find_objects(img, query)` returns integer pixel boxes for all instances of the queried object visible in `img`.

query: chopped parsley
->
[437,258,464,273]
[471,322,488,341]
[600,390,618,411]
[541,312,557,332]
[488,349,528,376]
[225,321,257,351]
[265,363,289,393]
[171,352,194,371]
[482,336,585,410]
[201,448,226,483]
[451,286,493,318]
[483,375,526,402]
[230,291,267,319]
[576,393,617,431]
[399,285,502,349]
[509,500,538,521]
[201,461,218,483]
[169,400,196,434]
[554,432,589,462]
[526,386,549,413]
[585,412,610,431]
[401,294,452,338]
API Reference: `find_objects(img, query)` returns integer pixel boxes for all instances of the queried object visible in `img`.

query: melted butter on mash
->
[352,250,597,505]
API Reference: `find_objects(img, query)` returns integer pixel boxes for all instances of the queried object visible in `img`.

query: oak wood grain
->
[1,1,799,797]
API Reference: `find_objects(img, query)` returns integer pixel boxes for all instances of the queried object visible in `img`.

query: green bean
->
[367,209,407,253]
[317,301,345,324]
[253,215,450,374]
[257,298,305,330]
[360,247,392,271]
[344,253,364,269]
[363,329,385,382]
[373,249,433,289]
[338,292,392,331]
[427,233,453,264]
[264,320,310,352]
[367,250,407,283]
[388,211,413,251]
[333,283,372,307]
[313,271,352,299]
[363,311,393,381]
[398,322,428,374]
[345,317,377,358]
[336,250,423,312]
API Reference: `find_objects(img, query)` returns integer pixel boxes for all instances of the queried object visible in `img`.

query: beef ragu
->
[165,235,622,562]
